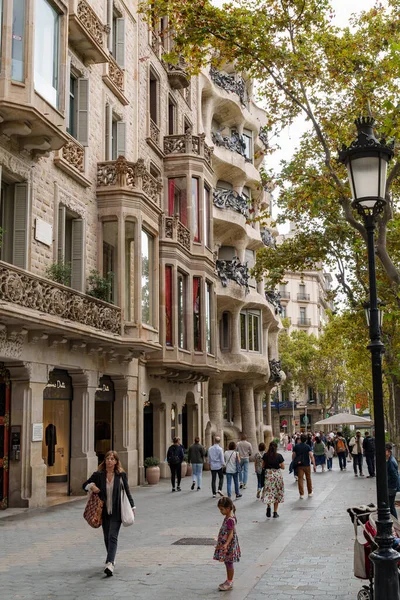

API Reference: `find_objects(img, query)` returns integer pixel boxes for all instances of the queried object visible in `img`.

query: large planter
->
[186,464,193,477]
[181,461,187,478]
[146,466,160,485]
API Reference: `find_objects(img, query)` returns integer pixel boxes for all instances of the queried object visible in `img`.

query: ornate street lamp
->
[339,116,399,599]
[363,298,385,329]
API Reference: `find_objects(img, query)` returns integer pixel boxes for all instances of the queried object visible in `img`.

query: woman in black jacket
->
[83,450,135,577]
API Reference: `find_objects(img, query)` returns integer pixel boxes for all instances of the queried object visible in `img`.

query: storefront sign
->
[95,376,114,402]
[44,370,72,400]
[32,423,43,442]
[280,419,288,427]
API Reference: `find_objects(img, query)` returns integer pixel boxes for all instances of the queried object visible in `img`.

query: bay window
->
[177,272,187,349]
[12,0,25,81]
[102,220,118,303]
[125,221,134,319]
[165,266,173,345]
[240,310,261,352]
[193,277,201,351]
[206,281,212,353]
[141,230,153,325]
[192,177,200,242]
[168,178,187,226]
[34,0,60,107]
[203,185,211,247]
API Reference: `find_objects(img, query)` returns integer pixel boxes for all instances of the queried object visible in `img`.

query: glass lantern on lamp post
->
[339,116,399,600]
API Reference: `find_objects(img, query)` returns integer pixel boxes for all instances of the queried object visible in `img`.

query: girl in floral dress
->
[261,441,285,519]
[213,497,241,591]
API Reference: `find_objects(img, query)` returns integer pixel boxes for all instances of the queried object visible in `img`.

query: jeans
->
[257,471,265,490]
[353,453,363,475]
[365,455,375,477]
[239,458,249,485]
[102,514,122,565]
[191,463,203,488]
[337,452,347,470]
[226,472,240,497]
[169,463,182,488]
[297,466,312,496]
[211,468,224,495]
[389,488,398,518]
[327,457,333,470]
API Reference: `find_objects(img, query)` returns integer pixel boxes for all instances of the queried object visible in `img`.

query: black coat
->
[83,470,135,521]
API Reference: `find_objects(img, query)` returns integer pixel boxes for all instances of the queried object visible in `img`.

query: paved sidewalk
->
[0,452,376,600]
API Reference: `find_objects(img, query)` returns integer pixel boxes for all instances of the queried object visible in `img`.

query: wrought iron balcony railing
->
[212,130,250,160]
[216,257,249,292]
[213,188,248,217]
[298,318,311,326]
[261,228,276,248]
[297,293,310,301]
[210,66,246,106]
[265,290,283,316]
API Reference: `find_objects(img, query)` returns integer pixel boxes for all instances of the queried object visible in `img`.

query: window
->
[105,105,126,160]
[206,281,212,353]
[58,205,85,291]
[168,97,176,135]
[222,385,233,422]
[149,70,158,125]
[203,185,211,247]
[0,179,30,269]
[242,186,252,223]
[240,310,261,352]
[107,1,125,66]
[141,230,153,325]
[245,248,256,288]
[243,128,253,162]
[102,220,118,303]
[177,272,187,349]
[192,177,200,242]
[12,0,25,81]
[170,404,177,440]
[220,311,230,351]
[34,0,60,107]
[67,74,89,144]
[168,178,187,226]
[125,221,134,318]
[184,118,192,133]
[281,305,287,319]
[165,265,173,345]
[193,277,201,351]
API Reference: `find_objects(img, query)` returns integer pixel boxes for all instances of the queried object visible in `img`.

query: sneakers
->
[243,484,247,489]
[273,512,279,518]
[266,506,271,518]
[213,494,216,498]
[197,487,201,490]
[360,473,365,477]
[217,490,224,497]
[239,483,243,489]
[235,494,242,499]
[172,488,176,492]
[104,563,114,577]
[355,474,358,477]
[191,481,196,490]
[177,487,181,491]
[218,581,233,591]
[299,495,304,499]
[295,476,298,481]
[256,489,261,499]
[308,492,313,497]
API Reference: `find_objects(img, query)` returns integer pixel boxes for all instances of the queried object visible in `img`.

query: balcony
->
[54,136,90,187]
[212,130,250,161]
[213,189,248,217]
[259,126,269,152]
[160,214,191,252]
[163,132,213,169]
[298,318,311,327]
[297,293,311,301]
[166,57,190,90]
[265,290,283,316]
[68,0,109,65]
[261,228,276,249]
[216,257,249,292]
[210,66,246,106]
[103,57,128,105]
[97,156,162,206]
[269,359,284,383]
[279,291,290,300]
[147,119,163,157]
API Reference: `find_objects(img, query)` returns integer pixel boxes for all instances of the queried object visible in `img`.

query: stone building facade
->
[0,0,278,509]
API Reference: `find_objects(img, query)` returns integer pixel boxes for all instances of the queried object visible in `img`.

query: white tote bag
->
[120,480,134,527]
[353,519,367,579]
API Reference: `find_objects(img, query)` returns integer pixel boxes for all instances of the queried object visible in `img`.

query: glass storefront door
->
[95,376,114,464]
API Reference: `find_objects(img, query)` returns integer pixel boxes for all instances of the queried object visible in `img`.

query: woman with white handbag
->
[83,450,135,577]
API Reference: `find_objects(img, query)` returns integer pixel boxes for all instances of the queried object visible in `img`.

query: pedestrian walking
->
[386,443,399,518]
[236,433,253,489]
[325,440,335,470]
[213,496,241,591]
[313,435,326,473]
[167,437,185,492]
[224,441,242,499]
[254,442,266,498]
[334,432,349,471]
[292,433,315,499]
[83,450,135,577]
[363,431,376,478]
[188,436,205,490]
[349,431,364,477]
[282,434,289,451]
[261,441,285,518]
[208,436,225,498]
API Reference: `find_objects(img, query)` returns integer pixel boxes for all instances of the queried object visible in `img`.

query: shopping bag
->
[83,492,104,528]
[121,481,134,527]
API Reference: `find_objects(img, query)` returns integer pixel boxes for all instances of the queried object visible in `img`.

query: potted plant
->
[86,270,113,303]
[184,451,192,477]
[144,456,160,485]
[45,260,72,286]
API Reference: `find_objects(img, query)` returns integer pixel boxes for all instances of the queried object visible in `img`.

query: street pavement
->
[0,451,378,600]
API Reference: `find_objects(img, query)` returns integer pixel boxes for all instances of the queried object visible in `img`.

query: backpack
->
[336,438,346,453]
[169,446,181,465]
[255,452,264,475]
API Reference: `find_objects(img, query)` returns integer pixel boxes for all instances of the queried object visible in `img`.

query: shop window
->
[193,277,201,351]
[141,229,153,325]
[165,265,173,345]
[168,177,187,226]
[240,310,261,352]
[168,96,177,135]
[0,179,30,269]
[124,221,134,318]
[105,104,126,160]
[177,271,187,349]
[95,376,115,464]
[34,0,60,107]
[149,69,159,125]
[67,72,89,145]
[192,177,200,242]
[57,205,85,291]
[12,0,25,82]
[206,281,212,353]
[220,311,230,351]
[203,185,211,248]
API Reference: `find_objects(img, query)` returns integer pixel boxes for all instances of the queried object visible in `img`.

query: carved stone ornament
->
[216,256,249,292]
[0,262,121,334]
[0,328,24,359]
[261,228,276,249]
[212,130,247,158]
[62,139,85,173]
[97,156,162,205]
[150,119,160,146]
[210,66,246,105]
[213,188,248,217]
[108,56,124,92]
[265,290,283,315]
[269,358,283,383]
[77,0,104,46]
[163,133,213,167]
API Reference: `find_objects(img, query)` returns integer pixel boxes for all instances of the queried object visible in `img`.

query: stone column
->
[238,382,257,455]
[69,370,98,494]
[113,375,138,486]
[231,311,241,354]
[232,384,242,432]
[8,362,48,508]
[208,379,223,439]
[254,390,263,445]
[155,402,169,479]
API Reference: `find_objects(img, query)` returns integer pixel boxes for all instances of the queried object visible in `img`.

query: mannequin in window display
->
[45,423,57,466]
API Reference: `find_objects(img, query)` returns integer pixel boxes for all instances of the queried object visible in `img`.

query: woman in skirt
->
[261,441,285,518]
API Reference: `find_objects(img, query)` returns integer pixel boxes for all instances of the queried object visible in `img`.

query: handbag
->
[353,519,368,579]
[83,491,104,528]
[120,479,134,527]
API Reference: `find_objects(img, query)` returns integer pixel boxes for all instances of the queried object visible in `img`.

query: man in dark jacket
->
[386,443,399,518]
[363,431,376,478]
[188,437,205,491]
